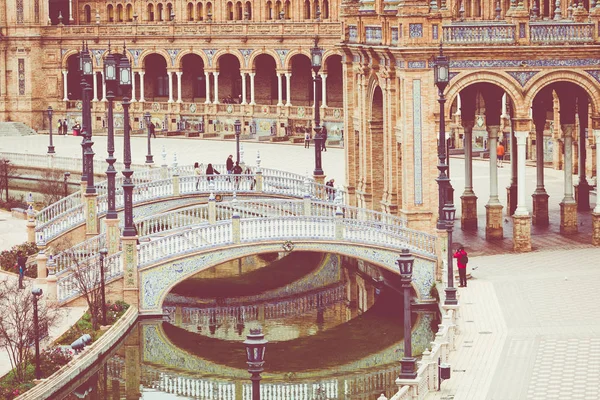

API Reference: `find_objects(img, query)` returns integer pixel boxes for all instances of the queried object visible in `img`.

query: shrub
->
[0,242,38,277]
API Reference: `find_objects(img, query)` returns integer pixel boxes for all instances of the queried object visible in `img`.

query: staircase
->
[0,122,37,136]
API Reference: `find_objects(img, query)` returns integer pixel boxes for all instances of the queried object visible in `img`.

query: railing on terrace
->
[529,22,594,43]
[442,23,516,44]
[53,233,107,275]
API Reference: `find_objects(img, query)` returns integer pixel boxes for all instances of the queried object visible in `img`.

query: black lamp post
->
[244,326,267,400]
[119,44,136,237]
[103,43,118,220]
[99,248,108,325]
[443,204,458,305]
[433,44,452,230]
[63,171,70,198]
[80,42,96,194]
[47,106,55,154]
[397,248,417,380]
[79,42,92,184]
[311,41,323,177]
[144,112,154,164]
[32,287,43,380]
[234,119,241,164]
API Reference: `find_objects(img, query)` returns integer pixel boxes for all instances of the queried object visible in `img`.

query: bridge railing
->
[36,204,86,244]
[53,233,107,275]
[56,250,123,303]
[136,205,209,237]
[138,221,233,268]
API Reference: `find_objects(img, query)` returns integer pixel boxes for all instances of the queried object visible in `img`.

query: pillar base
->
[46,274,58,305]
[532,192,549,226]
[574,182,591,211]
[592,213,600,246]
[313,174,325,200]
[506,184,517,216]
[512,214,532,252]
[485,203,504,240]
[460,193,478,230]
[559,201,578,235]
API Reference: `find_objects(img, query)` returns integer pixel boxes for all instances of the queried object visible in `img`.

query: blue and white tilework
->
[408,61,426,69]
[275,49,290,67]
[166,49,180,67]
[409,23,423,38]
[412,79,423,206]
[506,70,539,87]
[127,49,143,67]
[203,49,217,66]
[239,48,253,67]
[585,70,600,84]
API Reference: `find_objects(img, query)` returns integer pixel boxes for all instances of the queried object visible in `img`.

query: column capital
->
[320,73,328,78]
[138,71,145,76]
[249,72,256,77]
[175,71,183,76]
[593,129,600,141]
[461,120,475,130]
[285,72,292,77]
[561,123,576,138]
[514,131,529,145]
[212,71,219,76]
[486,125,501,139]
[512,117,531,132]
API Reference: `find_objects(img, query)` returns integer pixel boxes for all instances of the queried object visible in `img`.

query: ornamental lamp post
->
[79,42,93,184]
[80,42,95,194]
[47,106,55,154]
[118,45,136,237]
[99,248,108,325]
[396,248,417,380]
[63,171,70,198]
[32,287,43,380]
[144,112,154,164]
[103,44,119,220]
[433,44,452,230]
[234,119,241,164]
[311,41,324,178]
[443,203,458,305]
[244,326,268,400]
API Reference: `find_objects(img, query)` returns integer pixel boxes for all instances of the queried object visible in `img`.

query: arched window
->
[226,2,234,20]
[304,0,310,19]
[126,4,133,21]
[187,2,194,20]
[284,0,291,19]
[116,4,123,22]
[206,2,213,20]
[157,3,164,21]
[167,3,173,20]
[266,1,273,19]
[107,4,114,22]
[245,1,252,19]
[84,5,91,23]
[147,4,154,21]
[313,0,318,18]
[236,2,243,20]
[322,0,328,18]
[275,1,282,19]
[197,3,204,20]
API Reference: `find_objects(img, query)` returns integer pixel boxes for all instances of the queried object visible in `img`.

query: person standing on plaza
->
[150,121,156,138]
[325,179,335,201]
[206,163,219,181]
[194,162,203,190]
[304,131,311,149]
[16,251,27,289]
[497,141,505,168]
[226,155,234,175]
[57,119,63,135]
[62,120,68,136]
[321,126,328,152]
[233,161,243,190]
[453,246,469,287]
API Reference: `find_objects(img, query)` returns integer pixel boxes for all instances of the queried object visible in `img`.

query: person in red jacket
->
[453,246,468,287]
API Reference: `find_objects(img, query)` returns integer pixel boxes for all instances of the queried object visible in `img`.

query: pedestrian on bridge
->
[453,246,469,287]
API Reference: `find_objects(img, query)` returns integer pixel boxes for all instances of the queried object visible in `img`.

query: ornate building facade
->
[1,0,600,249]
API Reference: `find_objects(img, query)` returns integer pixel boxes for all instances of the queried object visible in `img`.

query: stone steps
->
[0,122,37,136]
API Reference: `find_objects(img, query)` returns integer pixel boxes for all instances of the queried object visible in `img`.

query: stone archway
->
[143,53,169,101]
[180,54,206,103]
[253,54,278,105]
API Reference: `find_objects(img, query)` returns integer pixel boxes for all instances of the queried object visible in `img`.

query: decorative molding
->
[413,79,423,205]
[91,49,105,67]
[585,70,600,84]
[275,49,290,67]
[203,49,217,67]
[166,49,181,67]
[447,58,600,69]
[449,71,460,82]
[506,70,539,87]
[239,48,253,67]
[128,49,143,67]
[408,61,427,69]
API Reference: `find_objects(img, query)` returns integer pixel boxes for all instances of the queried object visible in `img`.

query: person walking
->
[57,119,63,135]
[233,161,243,190]
[206,163,219,181]
[325,178,335,201]
[150,121,156,138]
[16,251,27,289]
[453,246,469,287]
[497,141,505,168]
[321,126,328,152]
[194,162,203,190]
[304,131,311,149]
[226,155,234,174]
[62,120,68,136]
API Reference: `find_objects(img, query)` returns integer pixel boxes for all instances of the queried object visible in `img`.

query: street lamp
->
[311,40,324,178]
[234,119,241,164]
[433,44,452,230]
[47,106,55,154]
[63,171,70,198]
[79,42,96,195]
[443,204,458,305]
[144,112,154,164]
[119,44,136,237]
[396,248,417,380]
[31,287,43,380]
[99,248,108,325]
[244,326,267,400]
[103,43,118,220]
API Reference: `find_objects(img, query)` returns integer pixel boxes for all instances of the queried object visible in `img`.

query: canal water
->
[60,252,439,400]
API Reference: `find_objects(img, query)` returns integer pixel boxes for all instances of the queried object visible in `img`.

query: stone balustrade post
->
[303,195,312,216]
[335,208,344,240]
[255,171,263,192]
[172,153,180,196]
[36,250,48,283]
[232,214,241,243]
[105,218,121,255]
[121,236,139,307]
[160,146,169,180]
[208,188,216,224]
[26,205,36,243]
[46,257,57,305]
[84,192,99,237]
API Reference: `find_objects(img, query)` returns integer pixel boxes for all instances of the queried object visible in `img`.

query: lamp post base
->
[47,146,55,154]
[444,286,458,305]
[398,357,418,380]
[145,155,154,164]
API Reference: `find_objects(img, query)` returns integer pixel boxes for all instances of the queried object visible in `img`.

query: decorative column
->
[460,121,478,230]
[62,71,69,101]
[592,129,600,245]
[249,72,256,105]
[176,71,183,103]
[213,72,220,104]
[131,72,136,102]
[26,206,36,244]
[532,116,549,226]
[285,73,291,106]
[139,72,146,102]
[105,88,120,255]
[576,110,590,211]
[204,72,211,104]
[485,125,503,239]
[321,73,327,107]
[167,71,174,103]
[69,0,74,21]
[101,71,107,102]
[92,72,98,101]
[513,131,532,252]
[560,124,578,234]
[277,73,283,106]
[241,72,247,105]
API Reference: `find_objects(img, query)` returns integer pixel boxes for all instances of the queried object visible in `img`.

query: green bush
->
[0,242,38,278]
[56,301,130,345]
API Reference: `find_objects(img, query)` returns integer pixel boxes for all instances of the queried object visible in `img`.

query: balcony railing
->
[529,22,594,43]
[443,23,516,44]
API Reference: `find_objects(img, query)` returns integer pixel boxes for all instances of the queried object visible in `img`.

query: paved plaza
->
[1,134,599,399]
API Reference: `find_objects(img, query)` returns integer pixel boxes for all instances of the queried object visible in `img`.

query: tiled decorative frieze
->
[365,26,383,44]
[413,79,423,206]
[585,70,600,84]
[408,61,427,69]
[349,25,358,43]
[166,49,180,67]
[409,23,423,38]
[506,70,539,87]
[18,59,25,95]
